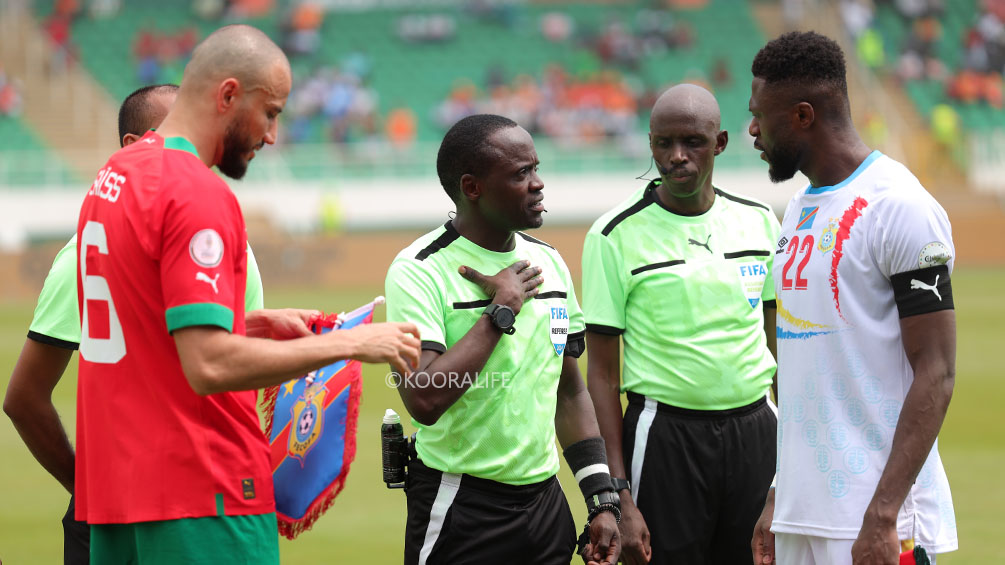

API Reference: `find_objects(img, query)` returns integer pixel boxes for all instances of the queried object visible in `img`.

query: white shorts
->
[774,533,937,565]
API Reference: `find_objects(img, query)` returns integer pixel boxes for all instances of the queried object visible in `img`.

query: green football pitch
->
[0,269,1002,563]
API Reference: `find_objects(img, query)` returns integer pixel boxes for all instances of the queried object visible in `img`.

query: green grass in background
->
[0,269,1002,563]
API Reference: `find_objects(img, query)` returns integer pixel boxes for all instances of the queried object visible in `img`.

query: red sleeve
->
[160,173,246,333]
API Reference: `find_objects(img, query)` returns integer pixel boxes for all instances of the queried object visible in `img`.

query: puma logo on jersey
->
[910,275,941,301]
[196,272,220,294]
[688,234,712,254]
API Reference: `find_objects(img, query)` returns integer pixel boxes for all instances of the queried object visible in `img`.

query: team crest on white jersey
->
[818,219,838,253]
[550,305,569,356]
[190,229,224,268]
[737,261,768,308]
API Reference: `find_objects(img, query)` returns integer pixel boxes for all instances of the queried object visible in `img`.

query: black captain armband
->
[891,265,954,318]
[563,437,614,499]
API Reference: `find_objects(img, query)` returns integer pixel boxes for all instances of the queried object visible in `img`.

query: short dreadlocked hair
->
[752,31,848,98]
[437,114,518,203]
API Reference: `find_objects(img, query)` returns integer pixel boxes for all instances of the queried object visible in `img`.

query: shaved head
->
[160,24,292,179]
[180,24,290,97]
[650,83,721,132]
[648,83,727,209]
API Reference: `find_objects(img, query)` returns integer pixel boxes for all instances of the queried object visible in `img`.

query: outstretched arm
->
[174,321,421,395]
[4,339,76,494]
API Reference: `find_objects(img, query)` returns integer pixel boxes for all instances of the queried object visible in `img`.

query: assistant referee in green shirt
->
[583,84,780,564]
[386,114,621,565]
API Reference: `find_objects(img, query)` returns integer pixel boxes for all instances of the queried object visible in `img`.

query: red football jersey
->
[75,132,274,523]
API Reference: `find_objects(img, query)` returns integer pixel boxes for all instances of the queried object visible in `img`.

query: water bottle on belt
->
[381,408,409,489]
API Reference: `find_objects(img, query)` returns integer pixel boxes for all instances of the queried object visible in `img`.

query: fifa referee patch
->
[891,265,953,318]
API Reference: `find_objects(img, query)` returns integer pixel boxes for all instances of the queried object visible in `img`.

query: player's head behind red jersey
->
[155,24,291,180]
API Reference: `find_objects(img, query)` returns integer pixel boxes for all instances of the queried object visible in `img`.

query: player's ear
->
[460,173,480,202]
[714,130,728,155]
[794,101,815,130]
[217,78,241,113]
[121,133,139,147]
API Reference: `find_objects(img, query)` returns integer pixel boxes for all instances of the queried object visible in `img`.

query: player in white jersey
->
[747,32,957,565]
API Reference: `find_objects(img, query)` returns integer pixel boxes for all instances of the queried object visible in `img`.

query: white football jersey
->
[772,151,958,553]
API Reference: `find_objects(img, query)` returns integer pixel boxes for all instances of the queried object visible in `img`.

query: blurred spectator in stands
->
[0,69,24,118]
[133,27,198,86]
[435,67,640,148]
[464,0,519,28]
[947,69,983,103]
[857,28,887,70]
[435,81,478,128]
[44,6,77,72]
[88,0,121,20]
[541,11,574,42]
[841,0,874,39]
[284,65,380,145]
[193,0,225,20]
[283,2,323,57]
[862,109,889,148]
[54,0,80,18]
[226,0,275,19]
[711,56,732,88]
[397,14,457,43]
[782,0,804,28]
[485,64,507,91]
[386,106,417,149]
[341,49,372,81]
[930,103,962,160]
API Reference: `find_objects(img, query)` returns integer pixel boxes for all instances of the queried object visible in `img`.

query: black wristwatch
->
[611,477,631,494]
[482,303,516,335]
[585,490,622,524]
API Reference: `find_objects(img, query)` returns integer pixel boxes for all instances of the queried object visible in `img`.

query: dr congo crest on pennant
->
[288,372,328,467]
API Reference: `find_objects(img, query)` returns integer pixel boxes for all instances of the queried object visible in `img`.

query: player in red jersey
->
[75,25,420,563]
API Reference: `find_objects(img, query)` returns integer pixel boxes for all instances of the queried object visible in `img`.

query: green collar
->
[163,136,200,158]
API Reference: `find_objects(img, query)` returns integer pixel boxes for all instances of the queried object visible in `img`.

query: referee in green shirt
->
[583,84,780,564]
[385,115,621,565]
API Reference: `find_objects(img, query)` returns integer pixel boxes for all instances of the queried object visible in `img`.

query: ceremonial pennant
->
[260,297,382,539]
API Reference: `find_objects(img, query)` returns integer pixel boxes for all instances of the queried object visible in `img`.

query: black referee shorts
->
[623,392,776,565]
[403,459,576,565]
[62,495,90,565]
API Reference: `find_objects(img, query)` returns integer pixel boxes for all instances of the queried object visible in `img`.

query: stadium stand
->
[29,1,766,161]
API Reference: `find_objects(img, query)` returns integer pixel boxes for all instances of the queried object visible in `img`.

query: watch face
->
[495,307,516,329]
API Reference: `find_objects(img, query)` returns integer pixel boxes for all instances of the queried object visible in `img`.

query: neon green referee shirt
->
[583,181,780,410]
[385,221,586,485]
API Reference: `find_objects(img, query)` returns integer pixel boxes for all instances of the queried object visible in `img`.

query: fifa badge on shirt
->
[550,305,569,356]
[818,219,838,253]
[737,262,768,308]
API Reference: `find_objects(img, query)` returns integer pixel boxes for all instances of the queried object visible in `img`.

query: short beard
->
[767,140,802,183]
[217,120,255,180]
